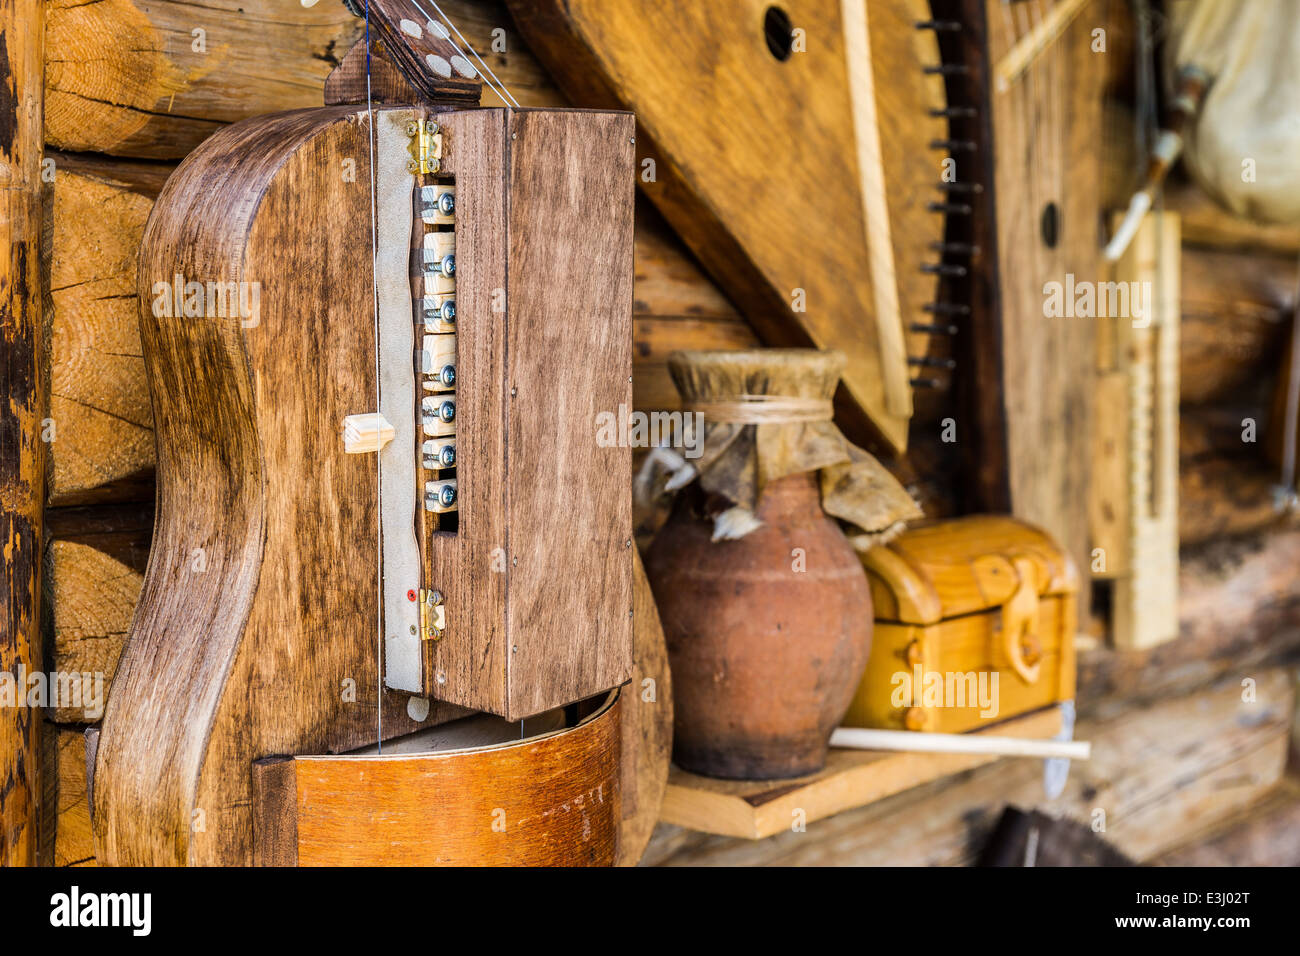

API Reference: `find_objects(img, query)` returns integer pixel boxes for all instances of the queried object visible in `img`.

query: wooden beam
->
[43,0,567,159]
[1,0,46,867]
[45,154,161,505]
[44,0,360,158]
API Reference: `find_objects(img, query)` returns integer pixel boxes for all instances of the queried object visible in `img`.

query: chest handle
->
[1001,556,1042,684]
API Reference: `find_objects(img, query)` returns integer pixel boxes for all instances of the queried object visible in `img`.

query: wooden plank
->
[508,0,938,453]
[1,0,46,867]
[648,670,1294,865]
[417,109,510,713]
[249,757,297,867]
[1152,776,1300,867]
[1100,213,1180,648]
[659,707,1062,840]
[503,108,634,717]
[40,726,96,868]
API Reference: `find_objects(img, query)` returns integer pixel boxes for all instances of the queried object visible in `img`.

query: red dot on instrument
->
[407,589,417,602]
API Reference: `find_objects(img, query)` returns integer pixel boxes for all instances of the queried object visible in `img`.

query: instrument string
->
[364,0,384,754]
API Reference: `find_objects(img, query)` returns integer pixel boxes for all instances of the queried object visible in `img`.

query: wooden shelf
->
[659,707,1064,840]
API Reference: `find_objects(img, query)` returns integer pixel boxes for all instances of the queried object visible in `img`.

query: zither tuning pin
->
[921,262,968,278]
[911,322,959,336]
[929,138,977,152]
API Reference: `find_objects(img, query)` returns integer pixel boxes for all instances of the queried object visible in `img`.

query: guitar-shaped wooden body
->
[93,103,636,866]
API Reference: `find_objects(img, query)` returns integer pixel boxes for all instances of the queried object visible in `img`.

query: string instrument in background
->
[921,0,1105,601]
[93,0,644,866]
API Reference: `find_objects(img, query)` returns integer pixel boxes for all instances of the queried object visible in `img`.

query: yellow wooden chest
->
[843,515,1078,734]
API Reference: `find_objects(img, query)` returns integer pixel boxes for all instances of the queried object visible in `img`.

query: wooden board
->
[1092,213,1180,649]
[937,0,1103,591]
[660,706,1063,840]
[619,549,673,865]
[251,694,621,867]
[92,108,466,867]
[1,0,46,867]
[508,0,928,452]
[414,108,635,717]
[647,669,1294,864]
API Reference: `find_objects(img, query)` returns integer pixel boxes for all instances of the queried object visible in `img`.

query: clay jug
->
[646,472,874,779]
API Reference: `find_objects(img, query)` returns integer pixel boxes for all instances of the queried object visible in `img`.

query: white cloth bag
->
[1168,0,1300,224]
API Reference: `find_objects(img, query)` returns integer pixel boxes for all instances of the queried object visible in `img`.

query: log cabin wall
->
[29,0,1300,866]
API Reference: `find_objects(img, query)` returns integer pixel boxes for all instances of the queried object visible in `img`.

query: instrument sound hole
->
[764,6,795,61]
[1040,202,1061,248]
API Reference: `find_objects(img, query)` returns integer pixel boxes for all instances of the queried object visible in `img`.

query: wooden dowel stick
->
[993,0,1093,92]
[1,0,48,867]
[829,726,1091,761]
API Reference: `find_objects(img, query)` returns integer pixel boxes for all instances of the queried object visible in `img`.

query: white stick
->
[829,726,1091,761]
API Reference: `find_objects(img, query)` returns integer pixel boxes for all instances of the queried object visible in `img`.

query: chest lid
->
[860,515,1079,625]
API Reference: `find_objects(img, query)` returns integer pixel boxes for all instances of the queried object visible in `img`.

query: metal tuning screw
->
[436,364,456,388]
[420,297,455,332]
[419,186,456,222]
[424,480,458,512]
[437,399,455,423]
[428,253,455,277]
[423,439,456,470]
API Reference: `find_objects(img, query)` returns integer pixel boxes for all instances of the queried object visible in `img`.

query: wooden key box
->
[843,516,1078,734]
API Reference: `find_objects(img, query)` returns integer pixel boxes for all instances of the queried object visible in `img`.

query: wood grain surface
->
[415,108,635,718]
[44,0,363,158]
[1,0,46,867]
[660,707,1063,840]
[937,0,1103,599]
[93,108,462,866]
[252,693,621,867]
[619,549,672,865]
[507,0,920,452]
[648,671,1294,864]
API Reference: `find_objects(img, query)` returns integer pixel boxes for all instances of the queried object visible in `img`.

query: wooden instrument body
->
[253,694,622,866]
[94,103,636,865]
